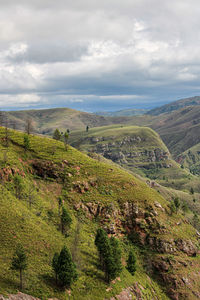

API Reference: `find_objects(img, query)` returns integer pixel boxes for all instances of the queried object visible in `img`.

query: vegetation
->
[0,126,199,299]
[52,246,77,288]
[11,244,28,290]
[126,249,136,276]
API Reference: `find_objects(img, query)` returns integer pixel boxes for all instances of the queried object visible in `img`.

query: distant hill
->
[69,124,193,191]
[149,105,200,157]
[2,108,114,134]
[94,108,148,117]
[147,96,200,115]
[177,142,200,175]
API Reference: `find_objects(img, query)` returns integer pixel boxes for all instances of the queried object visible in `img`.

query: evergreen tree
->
[103,240,116,283]
[95,228,107,267]
[63,131,69,150]
[95,229,122,283]
[57,246,77,288]
[126,249,136,276]
[61,207,72,235]
[52,252,60,284]
[11,244,28,290]
[110,236,122,276]
[53,129,61,140]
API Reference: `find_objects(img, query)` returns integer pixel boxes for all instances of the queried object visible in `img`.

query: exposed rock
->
[175,239,197,256]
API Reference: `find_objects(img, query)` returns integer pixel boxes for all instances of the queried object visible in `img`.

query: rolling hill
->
[149,105,200,157]
[0,127,200,299]
[69,124,195,191]
[147,96,200,116]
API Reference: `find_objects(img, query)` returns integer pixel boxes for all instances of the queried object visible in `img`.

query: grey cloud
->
[0,0,200,110]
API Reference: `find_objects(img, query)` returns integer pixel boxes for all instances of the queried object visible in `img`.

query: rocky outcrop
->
[83,135,171,169]
[0,167,25,181]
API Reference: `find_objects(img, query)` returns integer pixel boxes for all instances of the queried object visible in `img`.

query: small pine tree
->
[53,129,61,140]
[24,134,30,151]
[11,244,28,290]
[61,207,72,235]
[126,249,136,276]
[63,132,69,150]
[86,125,89,132]
[57,246,78,288]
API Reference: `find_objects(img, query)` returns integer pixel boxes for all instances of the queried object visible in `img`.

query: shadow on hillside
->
[40,274,60,291]
[80,250,105,281]
[0,275,18,290]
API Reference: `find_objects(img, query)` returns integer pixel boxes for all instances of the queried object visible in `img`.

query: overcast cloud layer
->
[1,0,200,111]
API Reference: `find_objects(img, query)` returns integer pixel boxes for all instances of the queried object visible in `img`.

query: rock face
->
[72,134,172,175]
[73,199,199,300]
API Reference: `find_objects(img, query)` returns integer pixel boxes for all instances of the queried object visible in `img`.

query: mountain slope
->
[177,142,200,175]
[2,108,114,134]
[94,109,148,117]
[149,105,200,157]
[69,124,193,191]
[147,96,200,116]
[0,127,199,299]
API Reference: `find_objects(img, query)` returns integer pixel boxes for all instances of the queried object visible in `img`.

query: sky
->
[1,0,200,112]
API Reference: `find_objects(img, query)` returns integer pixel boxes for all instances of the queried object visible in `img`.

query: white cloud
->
[0,1,200,110]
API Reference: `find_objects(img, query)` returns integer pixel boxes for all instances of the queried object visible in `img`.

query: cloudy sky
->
[1,0,200,111]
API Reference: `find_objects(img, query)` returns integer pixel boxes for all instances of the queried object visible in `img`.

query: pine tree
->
[61,207,72,235]
[11,244,28,290]
[95,228,107,267]
[126,249,136,276]
[57,246,77,288]
[53,129,61,140]
[110,236,122,276]
[103,238,116,283]
[95,229,122,283]
[63,131,69,150]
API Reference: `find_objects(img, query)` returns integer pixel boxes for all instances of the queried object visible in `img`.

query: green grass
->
[0,127,199,299]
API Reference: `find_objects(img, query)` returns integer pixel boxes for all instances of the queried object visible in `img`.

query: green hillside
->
[0,127,199,299]
[2,108,114,135]
[177,143,200,175]
[69,125,192,191]
[147,96,200,116]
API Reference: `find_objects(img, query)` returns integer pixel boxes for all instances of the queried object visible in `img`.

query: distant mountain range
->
[147,95,200,115]
[94,108,148,117]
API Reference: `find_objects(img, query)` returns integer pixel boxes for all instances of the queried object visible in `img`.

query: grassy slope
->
[69,125,194,191]
[0,128,169,299]
[6,108,113,134]
[178,143,200,175]
[0,127,199,299]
